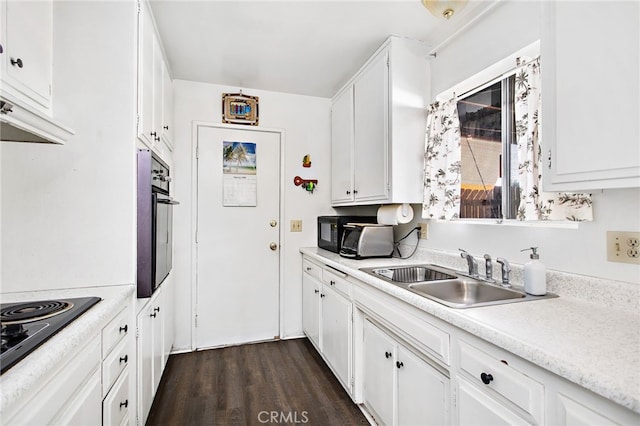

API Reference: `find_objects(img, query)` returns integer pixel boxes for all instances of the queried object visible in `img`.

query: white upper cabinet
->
[330,85,354,204]
[541,1,640,191]
[0,0,73,144]
[137,0,173,156]
[2,0,51,108]
[331,36,430,206]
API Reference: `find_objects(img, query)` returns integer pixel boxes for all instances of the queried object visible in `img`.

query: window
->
[456,75,520,219]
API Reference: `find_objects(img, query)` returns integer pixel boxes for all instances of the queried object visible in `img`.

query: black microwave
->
[317,215,377,253]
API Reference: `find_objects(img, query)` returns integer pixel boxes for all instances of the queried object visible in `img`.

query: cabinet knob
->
[10,58,23,68]
[154,136,161,142]
[314,289,319,294]
[306,266,312,271]
[346,190,351,195]
[353,189,358,195]
[163,125,169,130]
[330,280,335,286]
[0,44,3,54]
[154,306,160,313]
[150,131,157,137]
[119,324,128,333]
[320,293,326,298]
[0,101,14,114]
[385,351,392,359]
[396,361,404,369]
[120,400,129,409]
[150,312,157,318]
[480,372,494,385]
[119,355,128,364]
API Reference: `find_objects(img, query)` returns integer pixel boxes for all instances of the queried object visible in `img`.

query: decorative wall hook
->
[293,176,318,193]
[302,154,312,168]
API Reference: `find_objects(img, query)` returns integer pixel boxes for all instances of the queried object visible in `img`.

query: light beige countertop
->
[301,247,640,414]
[0,284,135,415]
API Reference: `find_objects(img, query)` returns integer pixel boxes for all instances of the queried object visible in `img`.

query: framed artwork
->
[222,92,259,125]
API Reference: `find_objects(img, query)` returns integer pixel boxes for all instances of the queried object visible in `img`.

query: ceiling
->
[150,0,495,98]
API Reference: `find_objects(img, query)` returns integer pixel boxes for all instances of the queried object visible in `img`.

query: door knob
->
[270,220,277,227]
[270,242,278,251]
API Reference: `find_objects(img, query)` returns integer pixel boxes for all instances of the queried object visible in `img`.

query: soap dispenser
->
[521,247,546,295]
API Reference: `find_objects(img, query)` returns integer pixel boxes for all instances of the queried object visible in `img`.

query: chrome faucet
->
[483,254,494,282]
[496,258,512,288]
[459,249,479,278]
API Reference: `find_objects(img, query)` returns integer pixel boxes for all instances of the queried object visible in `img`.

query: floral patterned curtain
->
[514,57,593,221]
[422,98,462,220]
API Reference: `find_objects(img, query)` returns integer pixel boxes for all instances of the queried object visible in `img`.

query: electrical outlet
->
[606,231,640,264]
[418,223,428,240]
[290,220,302,232]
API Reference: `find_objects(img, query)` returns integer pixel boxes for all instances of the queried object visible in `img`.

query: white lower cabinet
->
[3,302,134,426]
[456,376,528,425]
[302,269,321,349]
[102,304,133,426]
[321,285,352,391]
[301,257,353,393]
[363,319,449,426]
[301,253,640,426]
[454,338,543,425]
[137,282,173,425]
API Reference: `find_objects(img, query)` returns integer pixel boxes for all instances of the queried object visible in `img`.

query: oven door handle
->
[157,198,180,205]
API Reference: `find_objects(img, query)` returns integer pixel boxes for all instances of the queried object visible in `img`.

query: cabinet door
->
[302,273,320,349]
[363,320,394,426]
[456,376,529,425]
[152,291,164,393]
[3,0,52,108]
[152,35,163,145]
[137,303,154,425]
[54,370,102,425]
[161,61,174,149]
[138,0,156,146]
[162,275,174,367]
[397,345,449,426]
[321,286,352,390]
[331,85,354,203]
[542,1,640,190]
[353,49,389,202]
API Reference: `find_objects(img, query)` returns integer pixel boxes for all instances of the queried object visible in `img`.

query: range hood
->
[0,92,74,145]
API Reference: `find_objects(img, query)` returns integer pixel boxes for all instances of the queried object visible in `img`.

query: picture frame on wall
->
[222,92,259,125]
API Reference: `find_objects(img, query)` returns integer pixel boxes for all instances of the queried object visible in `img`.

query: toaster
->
[339,223,394,259]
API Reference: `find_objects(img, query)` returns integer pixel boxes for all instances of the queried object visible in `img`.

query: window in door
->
[456,75,519,219]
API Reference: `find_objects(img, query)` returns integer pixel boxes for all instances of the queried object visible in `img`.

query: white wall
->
[409,0,640,284]
[0,1,137,292]
[171,80,333,351]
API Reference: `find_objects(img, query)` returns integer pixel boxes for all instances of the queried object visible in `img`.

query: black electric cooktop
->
[0,296,101,375]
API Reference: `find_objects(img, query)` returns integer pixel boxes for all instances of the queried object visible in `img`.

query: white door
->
[196,124,281,349]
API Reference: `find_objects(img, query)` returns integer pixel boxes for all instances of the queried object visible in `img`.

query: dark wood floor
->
[146,338,369,425]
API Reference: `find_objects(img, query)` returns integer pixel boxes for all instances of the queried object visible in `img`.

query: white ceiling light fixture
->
[421,0,468,19]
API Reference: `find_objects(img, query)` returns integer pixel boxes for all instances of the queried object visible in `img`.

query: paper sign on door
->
[222,141,257,207]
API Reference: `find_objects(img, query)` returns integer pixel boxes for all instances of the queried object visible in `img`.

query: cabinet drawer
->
[103,338,130,395]
[303,258,322,281]
[323,267,351,298]
[458,340,543,423]
[102,306,130,358]
[103,368,130,426]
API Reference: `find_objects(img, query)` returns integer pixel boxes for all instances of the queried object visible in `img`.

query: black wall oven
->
[137,149,179,298]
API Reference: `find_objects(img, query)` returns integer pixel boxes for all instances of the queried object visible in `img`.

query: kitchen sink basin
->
[367,266,456,283]
[360,264,557,308]
[408,279,525,307]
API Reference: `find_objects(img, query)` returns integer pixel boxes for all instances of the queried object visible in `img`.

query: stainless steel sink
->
[367,265,457,283]
[360,264,557,308]
[408,279,526,307]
